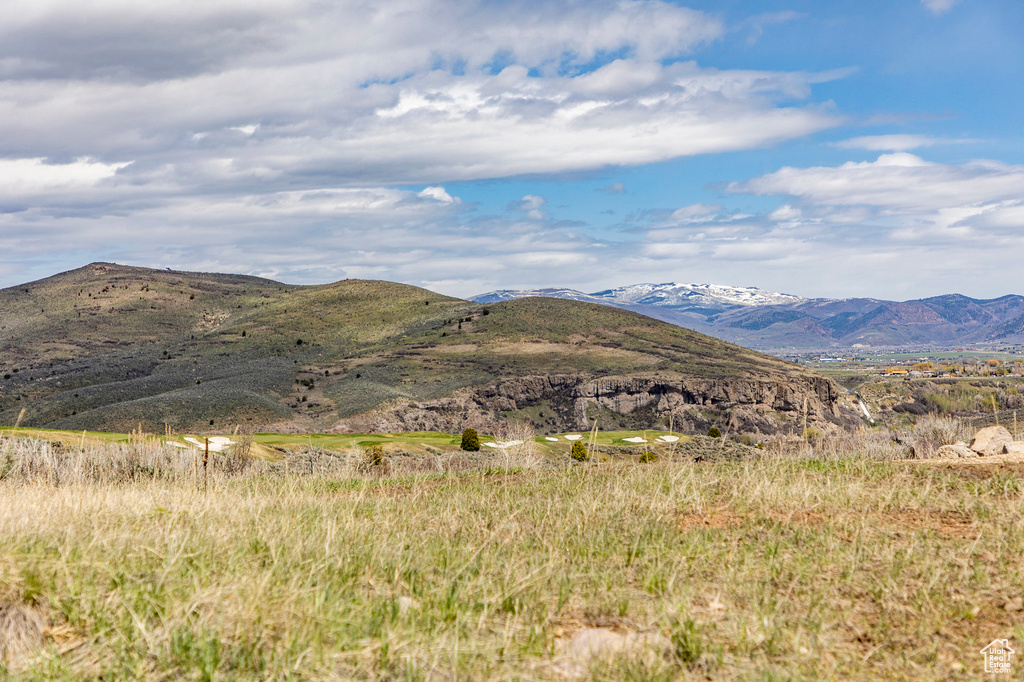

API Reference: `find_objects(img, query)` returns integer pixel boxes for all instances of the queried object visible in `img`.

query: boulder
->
[1005,441,1024,455]
[936,443,978,459]
[970,426,1013,456]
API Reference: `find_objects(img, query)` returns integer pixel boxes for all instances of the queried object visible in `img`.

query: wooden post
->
[588,418,599,464]
[203,438,209,491]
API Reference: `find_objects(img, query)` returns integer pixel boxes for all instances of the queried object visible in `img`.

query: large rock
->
[970,426,1013,456]
[1004,441,1024,455]
[354,372,856,435]
[936,443,978,459]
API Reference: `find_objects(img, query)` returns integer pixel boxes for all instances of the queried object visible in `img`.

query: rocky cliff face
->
[343,373,858,435]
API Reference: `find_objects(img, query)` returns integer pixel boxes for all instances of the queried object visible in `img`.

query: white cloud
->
[0,0,847,295]
[597,152,1024,300]
[417,186,457,204]
[835,135,938,151]
[834,134,977,151]
[921,0,960,16]
[0,157,128,195]
[669,203,721,223]
[0,1,840,197]
[769,204,801,222]
[733,154,1024,216]
[513,194,548,220]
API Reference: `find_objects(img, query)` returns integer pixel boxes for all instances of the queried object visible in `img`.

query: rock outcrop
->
[344,372,858,435]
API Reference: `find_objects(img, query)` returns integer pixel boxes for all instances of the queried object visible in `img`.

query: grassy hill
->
[0,263,839,433]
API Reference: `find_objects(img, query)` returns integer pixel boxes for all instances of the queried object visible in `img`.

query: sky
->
[1,0,1022,300]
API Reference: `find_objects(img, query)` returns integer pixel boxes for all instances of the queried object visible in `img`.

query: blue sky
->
[0,0,1021,300]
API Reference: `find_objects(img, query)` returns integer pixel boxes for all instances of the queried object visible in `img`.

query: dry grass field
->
[1,433,1023,680]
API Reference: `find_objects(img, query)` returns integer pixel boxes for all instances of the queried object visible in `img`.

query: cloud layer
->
[0,0,849,292]
[624,153,1024,299]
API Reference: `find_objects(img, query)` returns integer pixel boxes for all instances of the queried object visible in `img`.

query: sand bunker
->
[181,436,236,452]
[483,440,524,449]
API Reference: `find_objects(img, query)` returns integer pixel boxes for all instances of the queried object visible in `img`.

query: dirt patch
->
[913,451,1024,468]
[678,508,977,538]
[875,509,978,538]
[917,458,1024,481]
[677,509,747,530]
[551,611,636,638]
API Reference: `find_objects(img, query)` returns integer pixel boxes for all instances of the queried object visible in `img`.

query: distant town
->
[778,346,1024,378]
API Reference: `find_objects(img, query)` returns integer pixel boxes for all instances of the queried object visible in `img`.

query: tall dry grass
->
[490,421,544,471]
[1,425,1021,679]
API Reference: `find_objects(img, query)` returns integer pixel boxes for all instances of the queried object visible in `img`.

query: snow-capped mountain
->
[472,284,1024,349]
[590,283,805,309]
[473,287,597,303]
[473,282,804,311]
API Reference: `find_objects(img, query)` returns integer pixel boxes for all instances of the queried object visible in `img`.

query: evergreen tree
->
[461,427,481,451]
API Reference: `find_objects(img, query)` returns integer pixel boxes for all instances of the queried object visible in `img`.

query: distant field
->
[0,432,1020,679]
[0,427,692,460]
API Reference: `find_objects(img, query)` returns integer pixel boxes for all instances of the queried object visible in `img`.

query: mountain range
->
[473,283,1024,350]
[0,264,851,435]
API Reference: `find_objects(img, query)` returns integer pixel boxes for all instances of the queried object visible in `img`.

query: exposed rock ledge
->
[340,373,858,435]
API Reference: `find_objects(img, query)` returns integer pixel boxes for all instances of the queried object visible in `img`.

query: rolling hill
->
[474,283,1024,349]
[0,263,854,435]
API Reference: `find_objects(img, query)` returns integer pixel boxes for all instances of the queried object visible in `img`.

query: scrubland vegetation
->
[1,425,1022,680]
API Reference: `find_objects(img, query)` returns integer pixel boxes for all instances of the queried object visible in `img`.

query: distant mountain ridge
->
[590,282,806,309]
[0,263,852,434]
[472,283,1024,349]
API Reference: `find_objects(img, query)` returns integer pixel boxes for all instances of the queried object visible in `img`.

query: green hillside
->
[0,263,833,433]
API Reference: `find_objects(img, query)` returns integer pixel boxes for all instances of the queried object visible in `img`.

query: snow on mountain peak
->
[472,282,805,310]
[592,282,805,308]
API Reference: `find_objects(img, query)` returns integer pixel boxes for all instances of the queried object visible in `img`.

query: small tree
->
[460,428,481,451]
[359,444,390,476]
[570,441,589,462]
[707,426,722,438]
[364,444,385,467]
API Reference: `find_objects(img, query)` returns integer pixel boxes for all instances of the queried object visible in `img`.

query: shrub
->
[364,444,384,466]
[639,450,658,463]
[913,415,969,445]
[460,428,481,452]
[358,444,390,476]
[492,421,542,470]
[570,441,588,462]
[802,427,822,443]
[707,427,722,438]
[912,415,971,457]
